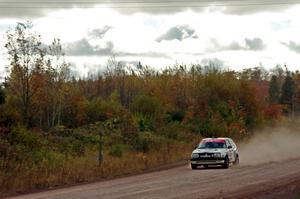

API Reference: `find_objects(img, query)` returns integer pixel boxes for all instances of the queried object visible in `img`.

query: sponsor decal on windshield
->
[203,139,225,143]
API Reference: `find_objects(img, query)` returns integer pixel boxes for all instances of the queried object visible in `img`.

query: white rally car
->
[190,137,239,169]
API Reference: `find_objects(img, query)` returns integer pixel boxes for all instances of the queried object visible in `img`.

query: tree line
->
[0,22,300,138]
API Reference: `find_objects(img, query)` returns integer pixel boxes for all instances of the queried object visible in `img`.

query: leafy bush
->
[8,126,44,149]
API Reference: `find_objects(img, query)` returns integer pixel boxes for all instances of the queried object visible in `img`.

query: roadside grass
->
[0,142,191,197]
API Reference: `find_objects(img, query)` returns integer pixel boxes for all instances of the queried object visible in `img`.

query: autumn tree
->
[4,22,70,129]
[41,38,70,128]
[5,22,45,127]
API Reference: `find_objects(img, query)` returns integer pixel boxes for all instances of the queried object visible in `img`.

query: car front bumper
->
[191,160,225,165]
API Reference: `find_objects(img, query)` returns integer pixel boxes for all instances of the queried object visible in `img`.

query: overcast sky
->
[1,0,300,78]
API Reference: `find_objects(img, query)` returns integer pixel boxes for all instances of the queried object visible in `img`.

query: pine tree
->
[293,72,300,115]
[269,75,280,104]
[280,70,294,113]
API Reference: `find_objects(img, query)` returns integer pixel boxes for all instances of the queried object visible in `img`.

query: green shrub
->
[133,132,166,153]
[160,122,182,140]
[87,92,124,123]
[134,135,150,153]
[72,141,86,156]
[130,94,162,131]
[130,94,161,118]
[8,126,44,149]
[133,113,152,132]
[166,111,185,123]
[109,144,126,157]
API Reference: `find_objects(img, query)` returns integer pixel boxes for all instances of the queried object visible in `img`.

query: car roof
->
[201,138,226,143]
[202,137,229,140]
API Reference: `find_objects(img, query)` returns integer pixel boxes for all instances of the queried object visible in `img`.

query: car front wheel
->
[222,156,229,169]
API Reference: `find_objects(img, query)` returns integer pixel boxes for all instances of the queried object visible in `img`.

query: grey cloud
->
[157,27,183,42]
[245,38,265,51]
[0,0,294,18]
[209,37,265,52]
[209,39,242,51]
[0,0,195,18]
[223,2,292,16]
[88,26,112,39]
[65,25,114,56]
[226,41,244,51]
[0,0,99,18]
[0,0,295,19]
[281,41,300,53]
[156,25,198,42]
[65,37,171,59]
[66,39,114,56]
[113,0,293,16]
[0,8,49,19]
[118,51,172,59]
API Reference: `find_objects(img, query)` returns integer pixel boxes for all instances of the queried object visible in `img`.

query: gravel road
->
[8,158,300,199]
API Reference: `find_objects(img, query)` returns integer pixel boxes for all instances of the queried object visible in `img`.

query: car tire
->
[222,156,229,169]
[191,164,197,170]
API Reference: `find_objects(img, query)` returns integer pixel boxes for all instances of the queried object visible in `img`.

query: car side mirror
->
[194,145,198,149]
[228,145,232,149]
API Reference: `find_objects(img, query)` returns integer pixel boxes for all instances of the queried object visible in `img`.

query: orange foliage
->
[264,104,283,120]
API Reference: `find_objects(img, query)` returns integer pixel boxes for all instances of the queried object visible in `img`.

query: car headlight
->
[191,153,199,158]
[213,153,222,158]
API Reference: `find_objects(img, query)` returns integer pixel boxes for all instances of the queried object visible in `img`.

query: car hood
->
[192,148,227,154]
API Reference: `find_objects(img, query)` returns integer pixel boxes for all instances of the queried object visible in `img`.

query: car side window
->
[229,139,236,148]
[225,140,231,148]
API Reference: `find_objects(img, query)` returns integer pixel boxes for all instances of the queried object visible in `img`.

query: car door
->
[229,138,238,162]
[225,139,234,162]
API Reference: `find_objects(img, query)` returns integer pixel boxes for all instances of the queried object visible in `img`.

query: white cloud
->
[1,4,300,76]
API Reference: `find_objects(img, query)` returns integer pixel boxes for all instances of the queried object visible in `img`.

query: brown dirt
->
[6,158,300,199]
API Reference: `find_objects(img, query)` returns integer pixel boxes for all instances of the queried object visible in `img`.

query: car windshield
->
[198,140,226,149]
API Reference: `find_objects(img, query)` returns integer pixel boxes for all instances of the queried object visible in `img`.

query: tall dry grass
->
[0,142,191,197]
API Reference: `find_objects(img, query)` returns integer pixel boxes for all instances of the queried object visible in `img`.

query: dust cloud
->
[239,125,300,165]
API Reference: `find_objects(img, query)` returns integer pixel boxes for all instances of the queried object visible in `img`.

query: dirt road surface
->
[8,158,300,199]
